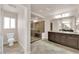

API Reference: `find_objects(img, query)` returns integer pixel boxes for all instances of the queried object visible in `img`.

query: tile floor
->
[3,42,24,54]
[31,39,79,54]
[31,36,41,43]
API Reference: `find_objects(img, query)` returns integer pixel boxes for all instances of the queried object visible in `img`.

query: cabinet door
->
[55,33,61,43]
[48,32,55,42]
[60,34,67,45]
[66,35,78,48]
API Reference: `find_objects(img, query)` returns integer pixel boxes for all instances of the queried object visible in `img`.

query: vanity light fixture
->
[54,15,61,18]
[54,13,70,19]
[62,13,70,17]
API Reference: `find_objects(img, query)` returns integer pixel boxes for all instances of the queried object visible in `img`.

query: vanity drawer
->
[48,32,55,42]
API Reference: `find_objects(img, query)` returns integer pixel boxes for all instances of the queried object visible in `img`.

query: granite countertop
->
[49,31,79,35]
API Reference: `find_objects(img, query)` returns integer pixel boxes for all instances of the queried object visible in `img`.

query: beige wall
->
[17,5,31,53]
[18,9,25,50]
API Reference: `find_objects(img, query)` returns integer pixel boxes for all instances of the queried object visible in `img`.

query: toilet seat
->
[8,38,15,46]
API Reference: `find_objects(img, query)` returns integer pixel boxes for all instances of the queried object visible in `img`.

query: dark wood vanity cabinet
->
[55,33,62,43]
[66,35,78,49]
[48,32,55,42]
[60,34,67,45]
[48,32,79,50]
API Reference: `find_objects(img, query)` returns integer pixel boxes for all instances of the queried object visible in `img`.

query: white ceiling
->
[31,4,79,19]
[2,4,25,14]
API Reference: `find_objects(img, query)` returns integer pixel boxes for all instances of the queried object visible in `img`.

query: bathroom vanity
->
[48,31,79,50]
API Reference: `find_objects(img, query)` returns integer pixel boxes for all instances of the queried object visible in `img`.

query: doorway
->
[1,9,24,54]
[2,10,17,45]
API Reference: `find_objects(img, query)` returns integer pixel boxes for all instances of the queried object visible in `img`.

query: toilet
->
[7,33,15,47]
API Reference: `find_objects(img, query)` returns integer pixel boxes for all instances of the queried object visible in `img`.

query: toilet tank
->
[7,33,15,39]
